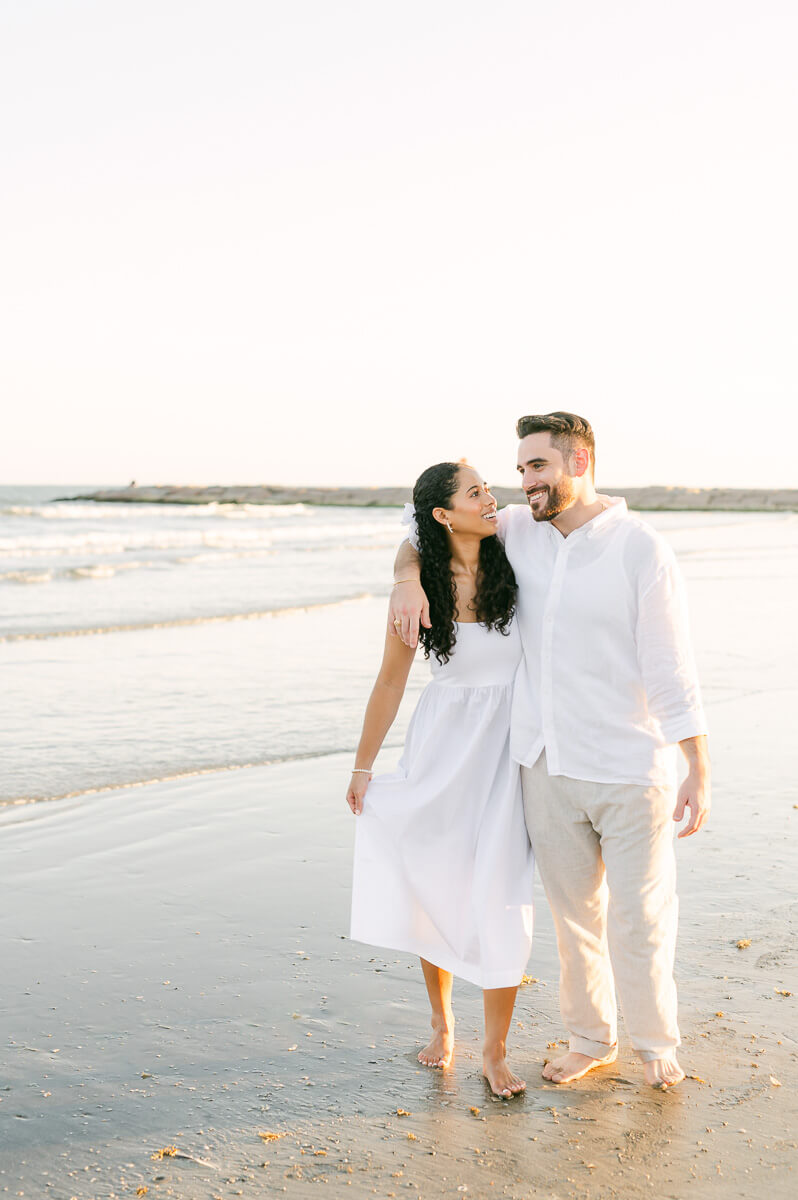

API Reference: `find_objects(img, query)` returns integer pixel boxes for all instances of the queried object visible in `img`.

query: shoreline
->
[59,483,798,512]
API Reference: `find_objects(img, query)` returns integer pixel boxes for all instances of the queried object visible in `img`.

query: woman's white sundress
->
[350,619,535,989]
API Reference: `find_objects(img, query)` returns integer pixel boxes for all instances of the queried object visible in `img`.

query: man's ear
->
[571,447,590,478]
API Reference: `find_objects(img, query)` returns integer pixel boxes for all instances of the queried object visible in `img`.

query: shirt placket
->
[539,534,572,773]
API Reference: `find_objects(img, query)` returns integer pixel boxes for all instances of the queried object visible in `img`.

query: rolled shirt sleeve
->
[635,546,707,745]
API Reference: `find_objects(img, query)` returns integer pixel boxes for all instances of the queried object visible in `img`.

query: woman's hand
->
[347,771,372,815]
[388,581,430,648]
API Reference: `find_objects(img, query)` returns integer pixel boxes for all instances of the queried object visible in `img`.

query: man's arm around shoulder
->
[389,540,429,647]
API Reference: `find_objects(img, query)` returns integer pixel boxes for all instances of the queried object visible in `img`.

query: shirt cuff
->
[660,710,708,745]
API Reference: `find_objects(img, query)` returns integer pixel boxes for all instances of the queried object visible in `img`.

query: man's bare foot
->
[644,1055,685,1089]
[418,1016,454,1068]
[483,1047,526,1098]
[542,1047,618,1084]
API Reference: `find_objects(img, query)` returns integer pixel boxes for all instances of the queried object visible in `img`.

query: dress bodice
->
[428,619,521,688]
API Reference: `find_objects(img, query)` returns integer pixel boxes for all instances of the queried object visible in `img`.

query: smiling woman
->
[412,462,517,665]
[347,459,534,1099]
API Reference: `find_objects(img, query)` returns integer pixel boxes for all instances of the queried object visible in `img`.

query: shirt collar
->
[553,495,628,541]
[588,495,628,532]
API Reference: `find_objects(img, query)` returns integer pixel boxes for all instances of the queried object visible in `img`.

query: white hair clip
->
[401,502,420,550]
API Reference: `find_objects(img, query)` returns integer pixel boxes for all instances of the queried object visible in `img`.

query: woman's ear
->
[431,507,449,527]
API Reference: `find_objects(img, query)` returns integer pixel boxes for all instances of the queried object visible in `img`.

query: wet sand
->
[2,706,796,1198]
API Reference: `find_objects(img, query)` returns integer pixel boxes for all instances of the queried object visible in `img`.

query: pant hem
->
[634,1043,681,1064]
[569,1035,617,1060]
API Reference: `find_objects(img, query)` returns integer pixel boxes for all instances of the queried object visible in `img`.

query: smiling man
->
[390,411,710,1089]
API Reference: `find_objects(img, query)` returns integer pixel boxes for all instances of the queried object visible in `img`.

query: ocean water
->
[1,486,796,805]
[0,486,403,637]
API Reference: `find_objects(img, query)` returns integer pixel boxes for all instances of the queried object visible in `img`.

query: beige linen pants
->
[521,753,679,1063]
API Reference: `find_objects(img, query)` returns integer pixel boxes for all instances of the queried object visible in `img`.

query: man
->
[390,412,710,1089]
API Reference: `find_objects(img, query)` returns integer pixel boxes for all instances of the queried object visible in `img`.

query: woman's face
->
[437,466,498,538]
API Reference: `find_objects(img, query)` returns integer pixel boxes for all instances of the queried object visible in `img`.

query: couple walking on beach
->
[347,412,710,1098]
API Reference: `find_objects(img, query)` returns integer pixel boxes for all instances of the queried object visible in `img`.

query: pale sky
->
[2,1,796,489]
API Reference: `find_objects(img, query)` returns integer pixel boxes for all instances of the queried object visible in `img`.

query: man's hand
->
[673,735,711,837]
[388,581,430,648]
[672,773,711,837]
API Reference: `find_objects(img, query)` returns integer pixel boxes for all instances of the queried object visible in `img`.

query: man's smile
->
[526,488,547,503]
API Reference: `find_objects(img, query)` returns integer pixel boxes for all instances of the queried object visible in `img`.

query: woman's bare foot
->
[418,1015,454,1068]
[483,1046,526,1098]
[644,1055,685,1089]
[542,1047,618,1084]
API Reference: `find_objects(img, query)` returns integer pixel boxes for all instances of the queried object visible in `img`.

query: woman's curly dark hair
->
[412,462,517,664]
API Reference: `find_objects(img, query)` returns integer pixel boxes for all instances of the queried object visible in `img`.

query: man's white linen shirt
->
[497,498,707,787]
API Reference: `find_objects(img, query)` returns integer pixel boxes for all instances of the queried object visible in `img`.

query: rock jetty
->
[62,484,798,512]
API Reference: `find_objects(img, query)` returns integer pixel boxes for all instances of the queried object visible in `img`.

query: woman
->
[348,461,534,1098]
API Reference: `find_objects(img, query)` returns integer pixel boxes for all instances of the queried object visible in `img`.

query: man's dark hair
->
[515,411,595,478]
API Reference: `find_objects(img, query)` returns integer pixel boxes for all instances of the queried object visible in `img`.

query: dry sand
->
[63,485,798,512]
[2,707,796,1198]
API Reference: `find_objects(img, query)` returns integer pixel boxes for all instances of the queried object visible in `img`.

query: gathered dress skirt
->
[350,620,534,989]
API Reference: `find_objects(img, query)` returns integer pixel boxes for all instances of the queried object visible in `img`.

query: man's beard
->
[527,476,576,522]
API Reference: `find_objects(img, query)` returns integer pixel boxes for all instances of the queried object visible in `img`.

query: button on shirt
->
[498,498,707,786]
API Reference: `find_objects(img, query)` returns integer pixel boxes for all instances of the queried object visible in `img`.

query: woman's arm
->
[346,625,417,814]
